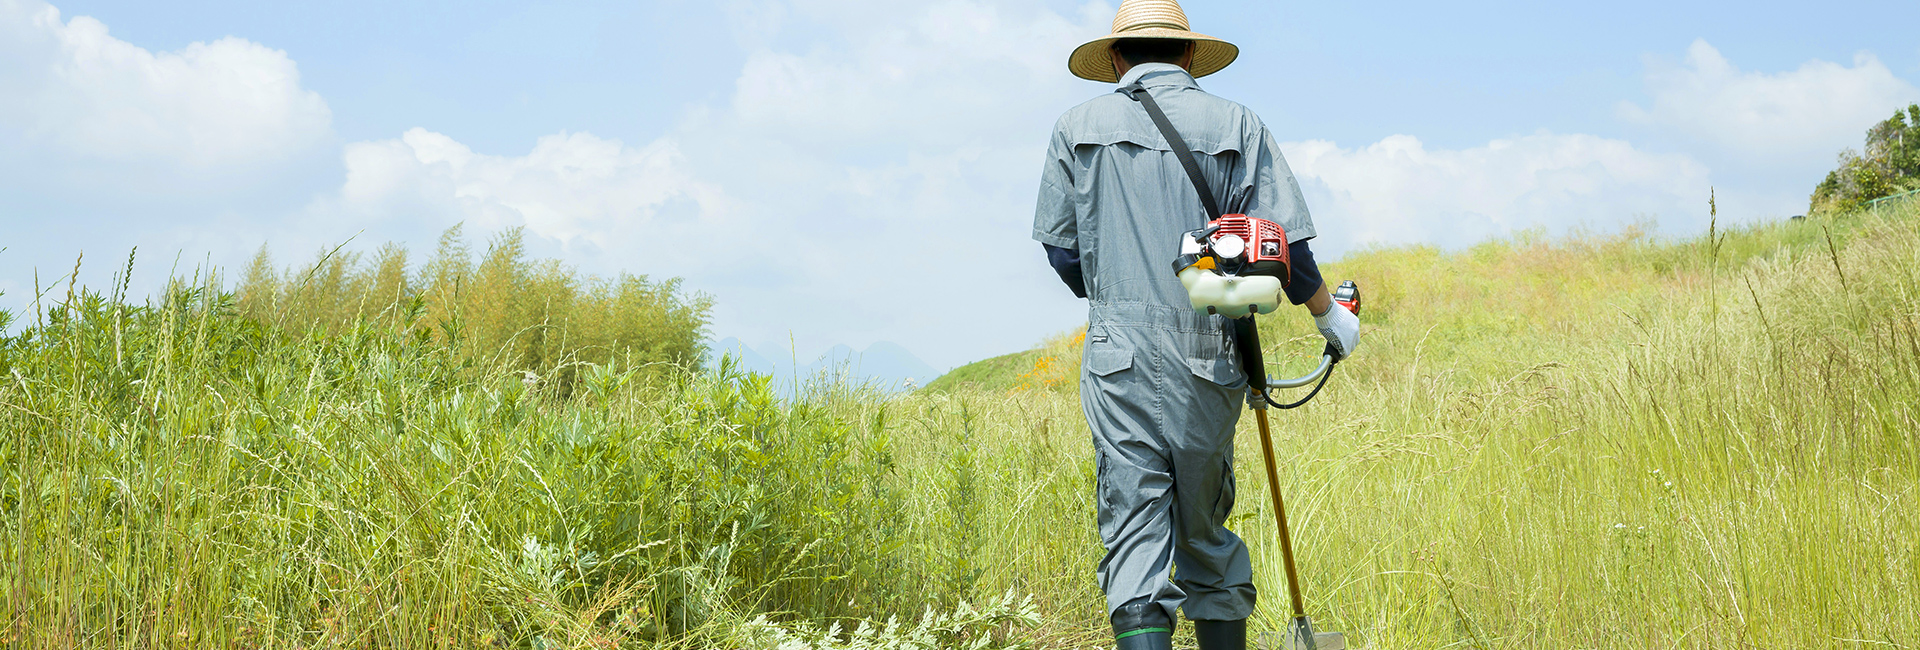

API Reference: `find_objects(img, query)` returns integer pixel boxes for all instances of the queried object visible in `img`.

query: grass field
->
[5,199,1917,649]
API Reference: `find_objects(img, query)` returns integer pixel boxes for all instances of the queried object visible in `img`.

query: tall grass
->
[4,200,1917,648]
[1226,205,1920,648]
[236,226,711,392]
[0,242,1029,648]
[922,202,1920,648]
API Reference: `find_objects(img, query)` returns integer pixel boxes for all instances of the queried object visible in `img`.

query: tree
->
[1811,103,1920,214]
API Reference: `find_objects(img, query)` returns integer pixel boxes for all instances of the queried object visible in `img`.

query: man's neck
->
[1119,62,1191,86]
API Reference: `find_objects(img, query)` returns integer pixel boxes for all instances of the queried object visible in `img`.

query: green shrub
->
[236,226,712,393]
[1811,103,1920,214]
[0,278,951,647]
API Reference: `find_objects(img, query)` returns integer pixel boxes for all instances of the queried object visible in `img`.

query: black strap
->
[1121,81,1222,221]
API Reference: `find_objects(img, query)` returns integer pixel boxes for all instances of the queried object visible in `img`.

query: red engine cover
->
[1209,214,1290,282]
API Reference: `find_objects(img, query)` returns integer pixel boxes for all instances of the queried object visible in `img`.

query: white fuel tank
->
[1177,266,1282,318]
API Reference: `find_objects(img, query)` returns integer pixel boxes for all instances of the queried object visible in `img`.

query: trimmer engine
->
[1172,214,1292,318]
[1173,214,1291,278]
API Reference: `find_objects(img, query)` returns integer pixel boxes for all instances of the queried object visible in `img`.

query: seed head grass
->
[4,201,1917,648]
[933,201,1920,648]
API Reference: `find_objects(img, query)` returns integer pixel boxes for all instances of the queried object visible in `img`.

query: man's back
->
[1033,63,1316,312]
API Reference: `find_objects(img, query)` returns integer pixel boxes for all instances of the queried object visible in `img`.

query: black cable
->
[1234,317,1340,410]
[1264,362,1335,410]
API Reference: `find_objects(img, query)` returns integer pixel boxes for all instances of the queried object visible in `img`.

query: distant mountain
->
[710,337,777,375]
[705,338,942,394]
[825,340,942,391]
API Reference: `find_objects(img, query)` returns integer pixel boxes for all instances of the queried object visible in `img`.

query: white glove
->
[1314,301,1360,361]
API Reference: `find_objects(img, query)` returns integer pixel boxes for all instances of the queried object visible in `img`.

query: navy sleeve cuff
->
[1285,239,1324,305]
[1043,243,1087,299]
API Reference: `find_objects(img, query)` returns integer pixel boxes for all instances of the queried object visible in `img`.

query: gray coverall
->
[1031,63,1318,624]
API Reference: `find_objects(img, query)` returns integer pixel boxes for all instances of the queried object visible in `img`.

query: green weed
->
[4,199,1917,648]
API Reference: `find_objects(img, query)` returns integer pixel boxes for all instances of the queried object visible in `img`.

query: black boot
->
[1192,619,1247,650]
[1111,601,1173,650]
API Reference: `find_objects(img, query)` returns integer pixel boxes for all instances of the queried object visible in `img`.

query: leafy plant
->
[1811,103,1920,213]
[730,591,1041,650]
[7,203,1920,648]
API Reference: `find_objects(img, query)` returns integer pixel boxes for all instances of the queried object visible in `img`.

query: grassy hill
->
[7,198,1917,648]
[920,349,1043,394]
[920,202,1920,647]
[921,330,1083,395]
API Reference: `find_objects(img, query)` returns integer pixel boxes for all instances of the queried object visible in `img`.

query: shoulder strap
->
[1120,81,1222,221]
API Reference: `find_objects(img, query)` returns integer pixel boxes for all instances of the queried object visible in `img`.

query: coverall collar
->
[1117,62,1202,90]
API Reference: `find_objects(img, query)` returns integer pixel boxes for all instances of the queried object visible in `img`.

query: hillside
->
[6,197,1916,648]
[940,200,1920,402]
[919,348,1043,394]
[918,200,1920,647]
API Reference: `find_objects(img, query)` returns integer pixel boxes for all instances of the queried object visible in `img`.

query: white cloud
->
[311,3,1732,368]
[321,128,730,258]
[306,0,1117,368]
[5,0,1773,372]
[1618,39,1918,165]
[654,0,1112,365]
[726,0,1101,150]
[1282,132,1712,252]
[0,0,330,168]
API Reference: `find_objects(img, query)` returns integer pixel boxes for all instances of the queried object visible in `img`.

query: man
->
[1030,2,1360,649]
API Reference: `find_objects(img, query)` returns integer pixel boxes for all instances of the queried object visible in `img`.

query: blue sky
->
[4,0,1918,369]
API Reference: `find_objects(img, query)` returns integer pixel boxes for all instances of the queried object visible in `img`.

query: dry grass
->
[924,202,1920,648]
[237,225,711,389]
[3,200,1916,649]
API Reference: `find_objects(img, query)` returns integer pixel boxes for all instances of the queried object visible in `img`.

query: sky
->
[3,0,1918,370]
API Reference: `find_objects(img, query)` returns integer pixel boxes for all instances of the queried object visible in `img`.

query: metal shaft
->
[1251,396,1308,621]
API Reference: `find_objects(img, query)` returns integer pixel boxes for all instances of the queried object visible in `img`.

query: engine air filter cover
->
[1210,214,1289,280]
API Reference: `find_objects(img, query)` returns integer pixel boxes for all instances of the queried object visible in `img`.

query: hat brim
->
[1068,28,1238,83]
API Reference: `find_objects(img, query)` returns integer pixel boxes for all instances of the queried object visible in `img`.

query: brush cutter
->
[1176,216,1356,650]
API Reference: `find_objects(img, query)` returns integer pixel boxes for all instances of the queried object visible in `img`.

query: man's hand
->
[1314,301,1359,361]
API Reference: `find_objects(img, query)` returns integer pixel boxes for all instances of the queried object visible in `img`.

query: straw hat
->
[1068,0,1238,83]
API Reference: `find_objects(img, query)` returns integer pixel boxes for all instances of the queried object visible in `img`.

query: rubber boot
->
[1192,619,1247,650]
[1111,601,1173,650]
[1115,629,1173,650]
